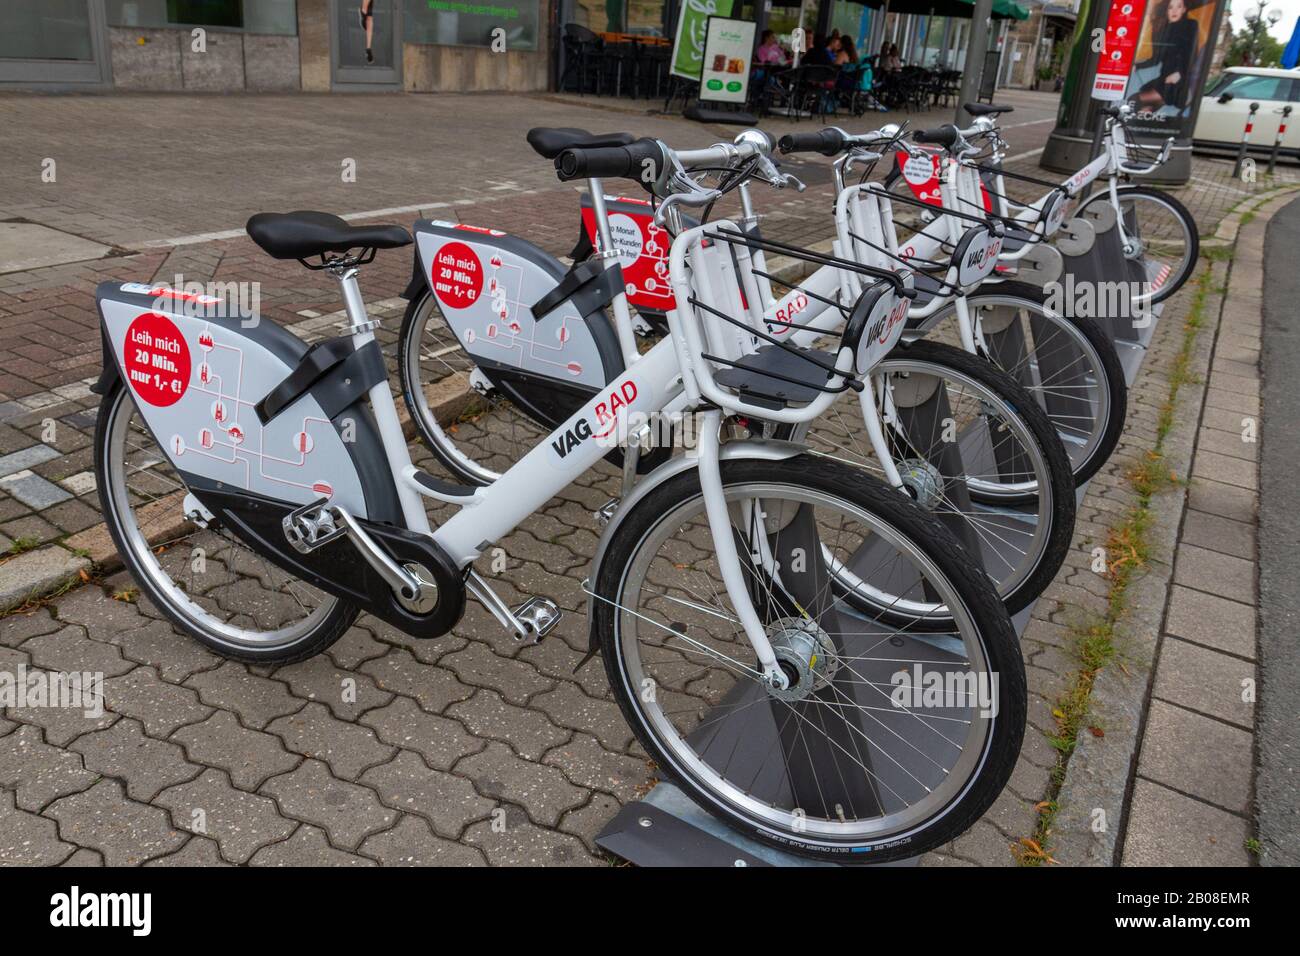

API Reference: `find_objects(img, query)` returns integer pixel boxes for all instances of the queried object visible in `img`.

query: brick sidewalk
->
[1,91,1295,866]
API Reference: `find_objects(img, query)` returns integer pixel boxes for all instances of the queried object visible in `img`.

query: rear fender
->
[93,280,403,526]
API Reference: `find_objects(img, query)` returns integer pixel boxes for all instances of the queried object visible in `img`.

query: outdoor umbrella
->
[1284,16,1300,69]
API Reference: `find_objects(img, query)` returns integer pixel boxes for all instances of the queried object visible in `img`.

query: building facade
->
[1,0,1023,95]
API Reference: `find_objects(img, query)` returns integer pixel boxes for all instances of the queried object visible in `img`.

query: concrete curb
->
[1049,185,1300,865]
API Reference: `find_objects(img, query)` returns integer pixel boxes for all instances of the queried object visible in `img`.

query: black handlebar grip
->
[777,128,847,156]
[913,125,960,148]
[555,137,665,186]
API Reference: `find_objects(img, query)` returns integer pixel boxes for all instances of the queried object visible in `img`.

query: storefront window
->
[626,0,665,36]
[0,0,94,61]
[106,0,298,35]
[403,0,540,49]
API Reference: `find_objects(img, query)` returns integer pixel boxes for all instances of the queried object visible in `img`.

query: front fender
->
[582,438,806,656]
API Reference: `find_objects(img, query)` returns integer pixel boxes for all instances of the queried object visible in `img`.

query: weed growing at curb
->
[1016,264,1215,865]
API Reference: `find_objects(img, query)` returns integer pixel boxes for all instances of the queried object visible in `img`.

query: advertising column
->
[1041,0,1229,184]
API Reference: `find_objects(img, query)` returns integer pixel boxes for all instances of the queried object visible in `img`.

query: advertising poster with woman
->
[1123,0,1221,136]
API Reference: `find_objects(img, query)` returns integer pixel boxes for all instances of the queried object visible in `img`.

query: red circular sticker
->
[123,312,191,407]
[431,241,483,311]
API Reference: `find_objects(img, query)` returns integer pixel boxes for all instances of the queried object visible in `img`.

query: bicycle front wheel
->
[1077,185,1198,307]
[592,455,1026,863]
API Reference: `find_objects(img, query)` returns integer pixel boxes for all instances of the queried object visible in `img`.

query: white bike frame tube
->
[430,337,682,566]
[339,269,432,536]
[695,408,780,676]
[588,180,642,368]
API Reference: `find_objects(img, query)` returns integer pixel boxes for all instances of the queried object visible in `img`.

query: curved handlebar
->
[778,128,848,156]
[554,137,667,184]
[913,125,961,148]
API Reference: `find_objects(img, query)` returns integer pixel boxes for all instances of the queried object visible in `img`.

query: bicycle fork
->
[695,409,789,691]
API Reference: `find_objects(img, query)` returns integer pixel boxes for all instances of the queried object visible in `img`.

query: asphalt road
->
[1257,193,1300,866]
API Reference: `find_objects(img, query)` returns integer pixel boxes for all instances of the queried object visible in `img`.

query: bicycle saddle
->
[526,127,635,160]
[246,211,412,261]
[964,102,1014,117]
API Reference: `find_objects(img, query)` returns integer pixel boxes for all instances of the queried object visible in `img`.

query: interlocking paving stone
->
[60,848,104,866]
[0,723,98,811]
[0,443,60,477]
[144,835,231,867]
[70,717,201,801]
[266,702,395,780]
[463,812,600,867]
[1138,700,1253,814]
[260,758,396,850]
[104,666,212,737]
[106,619,222,683]
[185,661,303,730]
[542,732,654,801]
[22,623,134,678]
[0,788,76,865]
[248,824,376,867]
[170,709,300,790]
[1120,778,1250,866]
[1165,585,1256,659]
[45,779,186,866]
[274,654,393,720]
[155,768,297,864]
[446,689,571,761]
[358,749,494,837]
[457,741,587,828]
[438,639,555,705]
[359,696,484,771]
[323,626,390,670]
[0,470,72,509]
[529,681,634,753]
[558,792,622,854]
[0,605,63,648]
[1152,638,1256,729]
[359,647,475,714]
[358,813,486,866]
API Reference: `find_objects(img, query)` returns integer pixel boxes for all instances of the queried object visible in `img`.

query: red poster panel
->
[1093,1,1149,101]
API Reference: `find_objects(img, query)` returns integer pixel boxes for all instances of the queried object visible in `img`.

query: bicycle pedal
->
[282,498,345,554]
[512,597,562,643]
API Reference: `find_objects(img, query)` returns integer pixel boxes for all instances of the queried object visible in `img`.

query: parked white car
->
[1193,67,1300,154]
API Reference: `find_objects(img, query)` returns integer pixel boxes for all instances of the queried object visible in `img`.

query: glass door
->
[331,0,403,89]
[0,0,111,87]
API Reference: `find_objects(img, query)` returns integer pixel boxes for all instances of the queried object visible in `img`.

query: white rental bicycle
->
[884,101,1198,310]
[790,122,1131,484]
[398,127,1077,620]
[91,137,1025,862]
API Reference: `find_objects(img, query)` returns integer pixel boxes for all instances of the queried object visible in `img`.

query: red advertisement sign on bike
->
[579,195,675,314]
[1092,1,1149,101]
[895,150,992,212]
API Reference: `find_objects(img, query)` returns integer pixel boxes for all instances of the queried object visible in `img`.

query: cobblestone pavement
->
[1,89,1295,866]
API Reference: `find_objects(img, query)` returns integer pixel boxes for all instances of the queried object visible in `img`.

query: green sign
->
[669,0,736,80]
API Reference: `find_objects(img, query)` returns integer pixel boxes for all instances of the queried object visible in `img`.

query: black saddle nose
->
[246,211,412,261]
